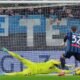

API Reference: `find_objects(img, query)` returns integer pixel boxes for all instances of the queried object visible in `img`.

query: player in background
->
[61,26,80,75]
[61,26,80,61]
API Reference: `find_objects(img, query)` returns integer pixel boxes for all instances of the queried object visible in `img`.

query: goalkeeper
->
[2,48,71,76]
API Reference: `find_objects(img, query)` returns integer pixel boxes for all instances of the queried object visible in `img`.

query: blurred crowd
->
[0,5,80,19]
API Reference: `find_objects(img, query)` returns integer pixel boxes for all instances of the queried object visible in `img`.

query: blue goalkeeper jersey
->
[66,32,80,53]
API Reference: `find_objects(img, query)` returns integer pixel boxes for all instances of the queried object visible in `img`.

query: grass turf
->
[0,75,80,80]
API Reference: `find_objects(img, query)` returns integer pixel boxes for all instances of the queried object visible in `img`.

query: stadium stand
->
[0,4,80,50]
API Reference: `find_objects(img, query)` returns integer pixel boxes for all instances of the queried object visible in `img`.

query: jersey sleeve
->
[64,32,71,42]
[64,35,68,42]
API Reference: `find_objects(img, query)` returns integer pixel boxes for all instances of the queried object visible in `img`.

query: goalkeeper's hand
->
[2,47,8,52]
[74,67,80,75]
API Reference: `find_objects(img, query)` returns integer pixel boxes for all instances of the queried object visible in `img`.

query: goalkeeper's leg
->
[2,48,34,67]
[5,69,32,76]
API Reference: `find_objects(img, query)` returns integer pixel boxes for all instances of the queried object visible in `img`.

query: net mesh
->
[0,3,80,73]
[0,3,80,51]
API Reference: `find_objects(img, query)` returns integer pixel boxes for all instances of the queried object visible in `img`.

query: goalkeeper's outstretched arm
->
[54,67,71,74]
[2,48,34,67]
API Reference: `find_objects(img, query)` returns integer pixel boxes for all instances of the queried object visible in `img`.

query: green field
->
[0,75,80,80]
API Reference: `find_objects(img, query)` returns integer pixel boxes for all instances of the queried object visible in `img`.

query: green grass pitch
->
[0,75,80,80]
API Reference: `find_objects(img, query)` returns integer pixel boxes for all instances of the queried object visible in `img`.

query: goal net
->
[0,3,80,73]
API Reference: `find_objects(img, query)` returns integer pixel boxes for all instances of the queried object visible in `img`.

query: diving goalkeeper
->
[2,48,71,76]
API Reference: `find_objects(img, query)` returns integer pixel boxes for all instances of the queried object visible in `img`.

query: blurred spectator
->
[0,8,3,15]
[5,9,14,15]
[68,13,73,18]
[38,8,42,14]
[65,8,74,18]
[0,5,79,19]
[55,18,61,25]
[66,8,72,14]
[14,12,20,15]
[49,8,55,15]
[73,10,80,19]
[27,8,34,14]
